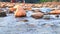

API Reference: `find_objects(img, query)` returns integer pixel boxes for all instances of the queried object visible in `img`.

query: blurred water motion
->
[0,7,60,34]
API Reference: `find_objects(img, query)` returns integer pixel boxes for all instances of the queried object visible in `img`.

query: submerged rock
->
[32,9,42,13]
[14,5,26,17]
[0,12,7,17]
[43,15,50,20]
[40,7,52,13]
[24,7,32,10]
[55,15,59,18]
[20,20,28,22]
[31,12,44,19]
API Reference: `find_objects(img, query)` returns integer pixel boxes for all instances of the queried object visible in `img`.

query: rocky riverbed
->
[0,2,60,34]
[0,10,60,34]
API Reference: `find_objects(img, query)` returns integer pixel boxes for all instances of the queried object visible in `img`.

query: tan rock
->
[32,9,41,13]
[49,10,60,14]
[31,12,44,19]
[14,5,26,17]
[0,4,6,8]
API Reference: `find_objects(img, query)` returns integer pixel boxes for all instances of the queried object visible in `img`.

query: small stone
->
[0,12,7,17]
[32,9,41,13]
[55,15,59,18]
[20,20,28,22]
[9,8,16,13]
[28,24,35,26]
[43,15,50,20]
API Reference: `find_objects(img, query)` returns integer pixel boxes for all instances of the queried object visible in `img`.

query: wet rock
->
[42,24,54,27]
[14,5,26,17]
[20,20,28,22]
[55,15,59,18]
[43,15,50,20]
[9,8,16,13]
[31,12,44,19]
[0,12,7,17]
[49,10,60,14]
[28,24,35,27]
[27,24,36,28]
[32,9,42,13]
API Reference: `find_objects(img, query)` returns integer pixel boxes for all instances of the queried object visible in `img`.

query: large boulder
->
[31,12,44,19]
[14,5,26,17]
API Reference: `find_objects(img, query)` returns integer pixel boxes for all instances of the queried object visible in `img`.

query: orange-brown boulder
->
[49,10,60,14]
[14,5,26,17]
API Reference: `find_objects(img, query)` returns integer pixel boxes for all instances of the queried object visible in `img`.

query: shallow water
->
[0,8,60,34]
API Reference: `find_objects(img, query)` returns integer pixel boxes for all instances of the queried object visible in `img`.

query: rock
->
[32,9,41,13]
[24,7,32,10]
[31,12,44,19]
[20,20,28,22]
[13,5,19,9]
[14,5,26,17]
[55,15,59,18]
[49,10,60,14]
[9,8,16,13]
[0,4,6,8]
[28,24,35,27]
[0,12,7,17]
[6,3,15,8]
[43,15,50,20]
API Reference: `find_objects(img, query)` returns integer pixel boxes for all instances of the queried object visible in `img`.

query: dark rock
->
[55,15,59,18]
[9,11,14,13]
[0,12,7,17]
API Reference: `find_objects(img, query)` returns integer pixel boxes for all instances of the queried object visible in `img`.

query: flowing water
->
[0,8,60,34]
